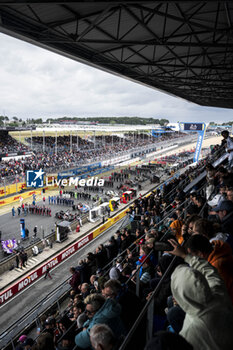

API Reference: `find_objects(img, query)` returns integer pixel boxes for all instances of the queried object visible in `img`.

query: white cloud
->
[0,32,232,123]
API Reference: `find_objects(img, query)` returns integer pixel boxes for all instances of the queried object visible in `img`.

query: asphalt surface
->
[0,217,126,347]
[0,188,116,260]
[0,194,78,260]
[0,134,222,347]
[0,175,147,260]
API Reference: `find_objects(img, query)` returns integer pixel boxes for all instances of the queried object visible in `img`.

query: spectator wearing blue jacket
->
[75,293,125,349]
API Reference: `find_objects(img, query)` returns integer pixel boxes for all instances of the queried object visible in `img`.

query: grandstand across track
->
[0,135,221,246]
[0,134,225,349]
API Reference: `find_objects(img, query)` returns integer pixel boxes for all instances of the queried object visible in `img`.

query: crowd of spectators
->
[26,133,182,150]
[16,133,233,350]
[0,133,29,154]
[0,132,187,184]
[25,136,93,150]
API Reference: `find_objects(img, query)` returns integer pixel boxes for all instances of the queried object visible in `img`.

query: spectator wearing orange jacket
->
[169,213,183,244]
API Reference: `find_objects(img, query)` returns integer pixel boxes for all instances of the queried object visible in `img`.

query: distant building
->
[59,119,98,125]
[167,123,180,131]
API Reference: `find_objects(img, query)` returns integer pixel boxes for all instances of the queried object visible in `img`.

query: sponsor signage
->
[180,123,204,131]
[101,154,130,166]
[58,162,102,178]
[193,132,204,163]
[0,209,128,305]
[0,232,93,305]
[179,122,206,163]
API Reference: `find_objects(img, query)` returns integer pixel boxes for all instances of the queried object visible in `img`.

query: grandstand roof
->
[0,1,233,108]
[0,126,36,132]
[36,124,159,132]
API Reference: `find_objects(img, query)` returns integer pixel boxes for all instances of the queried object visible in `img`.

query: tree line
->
[0,116,169,126]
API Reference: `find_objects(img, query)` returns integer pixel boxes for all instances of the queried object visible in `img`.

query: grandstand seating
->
[0,132,187,184]
[7,139,233,350]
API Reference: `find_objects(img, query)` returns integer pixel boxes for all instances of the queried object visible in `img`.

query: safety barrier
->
[0,189,42,206]
[0,208,128,306]
[0,181,26,198]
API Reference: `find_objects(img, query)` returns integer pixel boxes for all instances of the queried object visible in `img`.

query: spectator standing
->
[44,266,52,280]
[33,226,38,238]
[221,130,233,169]
[12,206,15,217]
[69,267,80,293]
[19,251,25,269]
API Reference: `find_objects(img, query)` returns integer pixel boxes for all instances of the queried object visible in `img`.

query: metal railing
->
[0,141,220,349]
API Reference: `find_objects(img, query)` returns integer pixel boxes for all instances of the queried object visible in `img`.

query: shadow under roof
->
[0,1,233,108]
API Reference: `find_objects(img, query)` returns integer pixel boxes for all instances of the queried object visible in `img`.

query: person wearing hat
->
[213,200,233,236]
[18,335,27,344]
[169,213,183,244]
[43,316,56,336]
[16,335,27,350]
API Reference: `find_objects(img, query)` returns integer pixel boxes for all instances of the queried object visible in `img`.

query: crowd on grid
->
[16,132,233,350]
[12,204,52,217]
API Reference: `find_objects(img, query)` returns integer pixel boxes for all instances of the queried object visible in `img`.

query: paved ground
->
[0,178,154,291]
[0,190,84,260]
[0,217,126,345]
[0,134,222,258]
[0,134,223,347]
[0,177,144,260]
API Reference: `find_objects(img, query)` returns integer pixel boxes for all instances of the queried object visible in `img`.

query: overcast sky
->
[0,32,232,124]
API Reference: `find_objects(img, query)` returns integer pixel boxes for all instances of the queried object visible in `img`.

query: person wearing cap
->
[43,316,56,337]
[18,335,27,344]
[169,213,183,244]
[109,267,120,281]
[213,200,233,236]
[208,194,221,208]
[221,130,233,169]
[16,335,27,350]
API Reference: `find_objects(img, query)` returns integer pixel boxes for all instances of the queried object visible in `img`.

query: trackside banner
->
[0,232,93,305]
[0,209,127,305]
